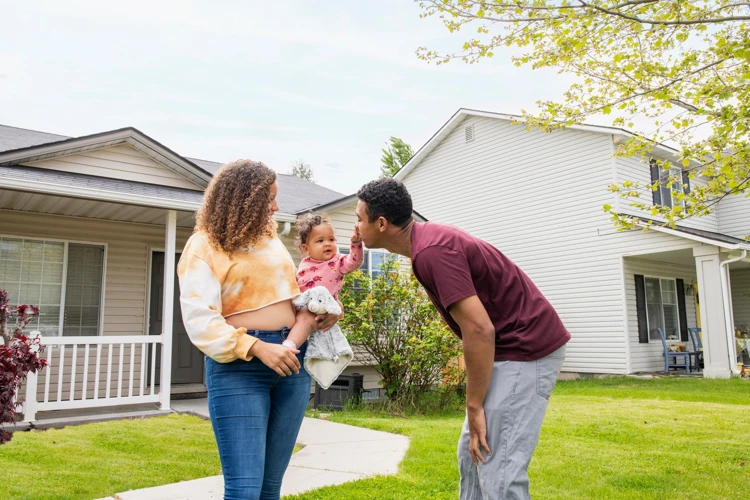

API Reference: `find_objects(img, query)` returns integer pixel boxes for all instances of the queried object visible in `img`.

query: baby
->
[282,213,364,352]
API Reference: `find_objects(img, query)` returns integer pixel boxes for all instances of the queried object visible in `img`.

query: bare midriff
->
[225,299,297,332]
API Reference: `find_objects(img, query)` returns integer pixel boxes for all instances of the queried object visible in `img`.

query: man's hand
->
[467,406,492,465]
[448,295,495,465]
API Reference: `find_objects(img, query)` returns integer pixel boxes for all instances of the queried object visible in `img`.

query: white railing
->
[22,334,165,422]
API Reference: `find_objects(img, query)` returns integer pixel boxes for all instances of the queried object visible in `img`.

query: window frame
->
[659,166,686,209]
[651,158,689,209]
[644,275,681,343]
[0,233,108,337]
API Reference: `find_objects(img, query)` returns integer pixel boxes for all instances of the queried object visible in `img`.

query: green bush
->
[340,259,464,407]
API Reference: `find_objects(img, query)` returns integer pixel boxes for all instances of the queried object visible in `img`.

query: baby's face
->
[303,224,337,261]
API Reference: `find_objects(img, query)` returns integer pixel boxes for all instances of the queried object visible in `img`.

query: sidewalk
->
[99,399,410,499]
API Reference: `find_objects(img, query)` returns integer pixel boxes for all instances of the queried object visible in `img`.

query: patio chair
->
[657,328,691,374]
[687,327,703,372]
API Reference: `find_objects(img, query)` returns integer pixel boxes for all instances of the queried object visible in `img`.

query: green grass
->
[3,378,749,499]
[290,377,750,499]
[0,414,221,500]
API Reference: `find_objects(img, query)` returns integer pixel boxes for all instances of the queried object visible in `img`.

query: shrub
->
[339,259,464,407]
[0,290,46,444]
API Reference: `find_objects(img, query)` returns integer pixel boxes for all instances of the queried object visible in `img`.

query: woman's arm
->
[178,254,301,375]
[177,254,257,362]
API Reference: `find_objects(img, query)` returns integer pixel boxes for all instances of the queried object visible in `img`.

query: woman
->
[177,160,339,500]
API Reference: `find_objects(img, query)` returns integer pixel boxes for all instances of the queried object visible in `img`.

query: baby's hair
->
[295,213,333,255]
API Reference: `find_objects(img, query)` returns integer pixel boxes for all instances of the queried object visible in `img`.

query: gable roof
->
[0,124,345,215]
[394,108,693,181]
[0,126,213,188]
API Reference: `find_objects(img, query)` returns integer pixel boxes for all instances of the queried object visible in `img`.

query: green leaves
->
[416,0,750,229]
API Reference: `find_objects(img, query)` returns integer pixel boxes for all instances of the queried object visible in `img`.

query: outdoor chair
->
[687,327,703,372]
[657,328,691,374]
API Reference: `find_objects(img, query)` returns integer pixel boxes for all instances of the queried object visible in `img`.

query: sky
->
[1,0,577,195]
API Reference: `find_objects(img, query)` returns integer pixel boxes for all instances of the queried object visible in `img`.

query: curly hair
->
[294,213,332,255]
[356,178,413,227]
[195,160,277,255]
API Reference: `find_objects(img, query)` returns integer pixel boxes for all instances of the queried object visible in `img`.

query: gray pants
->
[458,345,566,500]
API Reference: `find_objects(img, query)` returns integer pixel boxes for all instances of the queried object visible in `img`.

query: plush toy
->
[292,286,353,390]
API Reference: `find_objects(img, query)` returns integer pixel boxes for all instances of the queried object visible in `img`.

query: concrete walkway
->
[99,399,409,499]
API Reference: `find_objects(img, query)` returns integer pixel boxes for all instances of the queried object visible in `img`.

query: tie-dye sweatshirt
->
[177,231,300,363]
[296,242,364,298]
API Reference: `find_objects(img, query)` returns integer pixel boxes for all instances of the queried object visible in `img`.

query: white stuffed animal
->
[292,286,353,390]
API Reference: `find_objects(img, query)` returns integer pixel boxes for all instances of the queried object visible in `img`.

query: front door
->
[149,252,204,385]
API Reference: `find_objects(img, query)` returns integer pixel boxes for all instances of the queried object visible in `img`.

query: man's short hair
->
[357,178,413,227]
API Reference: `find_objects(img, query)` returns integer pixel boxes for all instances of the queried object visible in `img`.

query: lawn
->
[0,414,221,500]
[2,378,749,499]
[288,377,750,499]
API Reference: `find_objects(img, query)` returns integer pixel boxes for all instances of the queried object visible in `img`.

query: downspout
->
[279,221,291,236]
[719,249,747,376]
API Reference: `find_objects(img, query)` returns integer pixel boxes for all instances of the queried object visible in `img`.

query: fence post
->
[21,331,41,423]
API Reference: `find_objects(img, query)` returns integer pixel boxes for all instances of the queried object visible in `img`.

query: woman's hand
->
[249,340,300,376]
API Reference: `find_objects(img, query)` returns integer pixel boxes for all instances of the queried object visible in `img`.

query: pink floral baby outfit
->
[296,241,364,297]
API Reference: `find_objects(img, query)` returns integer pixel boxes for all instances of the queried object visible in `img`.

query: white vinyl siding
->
[25,144,204,190]
[403,116,628,374]
[624,258,698,373]
[402,115,714,374]
[717,193,750,239]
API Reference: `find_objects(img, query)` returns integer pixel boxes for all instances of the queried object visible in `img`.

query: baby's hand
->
[351,225,363,244]
[282,339,298,351]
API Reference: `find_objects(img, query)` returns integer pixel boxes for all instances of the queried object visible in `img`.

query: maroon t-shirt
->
[410,222,570,362]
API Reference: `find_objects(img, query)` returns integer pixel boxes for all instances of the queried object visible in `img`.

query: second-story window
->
[650,159,689,209]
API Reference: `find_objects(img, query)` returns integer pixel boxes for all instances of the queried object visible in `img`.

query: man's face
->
[355,200,381,248]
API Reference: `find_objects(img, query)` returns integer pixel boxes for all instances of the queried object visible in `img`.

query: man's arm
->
[449,295,495,465]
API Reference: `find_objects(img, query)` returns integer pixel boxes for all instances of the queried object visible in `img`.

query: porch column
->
[160,210,177,410]
[693,245,732,378]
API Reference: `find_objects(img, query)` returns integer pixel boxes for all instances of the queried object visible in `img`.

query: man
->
[355,178,570,500]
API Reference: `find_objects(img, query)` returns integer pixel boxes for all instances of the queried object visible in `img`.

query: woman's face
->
[268,181,279,217]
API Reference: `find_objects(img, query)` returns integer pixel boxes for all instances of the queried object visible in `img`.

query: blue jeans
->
[205,328,311,500]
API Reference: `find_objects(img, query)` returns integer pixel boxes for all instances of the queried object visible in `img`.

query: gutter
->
[719,249,747,376]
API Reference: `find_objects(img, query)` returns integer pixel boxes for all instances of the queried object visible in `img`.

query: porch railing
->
[22,334,165,422]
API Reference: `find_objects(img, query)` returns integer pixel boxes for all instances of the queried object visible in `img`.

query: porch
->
[0,164,203,422]
[622,229,750,378]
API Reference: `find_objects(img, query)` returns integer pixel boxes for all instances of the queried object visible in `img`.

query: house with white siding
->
[0,124,394,422]
[396,109,750,378]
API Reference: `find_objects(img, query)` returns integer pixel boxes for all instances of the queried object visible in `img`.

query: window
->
[650,160,689,208]
[0,237,105,336]
[645,277,680,341]
[338,246,392,279]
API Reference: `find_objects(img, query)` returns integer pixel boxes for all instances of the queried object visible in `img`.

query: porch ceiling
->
[628,248,750,270]
[0,189,196,228]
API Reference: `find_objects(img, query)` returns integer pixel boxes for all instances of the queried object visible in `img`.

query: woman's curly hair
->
[294,213,332,255]
[196,160,277,255]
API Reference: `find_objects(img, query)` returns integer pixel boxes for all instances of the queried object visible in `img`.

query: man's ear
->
[378,216,388,233]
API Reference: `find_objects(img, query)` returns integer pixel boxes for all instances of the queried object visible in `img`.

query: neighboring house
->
[0,124,392,421]
[396,109,750,378]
